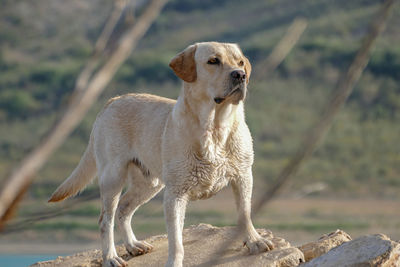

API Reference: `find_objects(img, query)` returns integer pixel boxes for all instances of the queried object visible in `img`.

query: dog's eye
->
[207,58,220,65]
[238,60,244,67]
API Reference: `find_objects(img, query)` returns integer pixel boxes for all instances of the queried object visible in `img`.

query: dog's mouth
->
[214,85,246,105]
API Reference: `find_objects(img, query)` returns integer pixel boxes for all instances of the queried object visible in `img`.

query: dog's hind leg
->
[99,164,127,267]
[116,163,164,256]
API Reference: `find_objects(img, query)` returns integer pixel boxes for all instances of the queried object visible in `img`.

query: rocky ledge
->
[32,224,400,267]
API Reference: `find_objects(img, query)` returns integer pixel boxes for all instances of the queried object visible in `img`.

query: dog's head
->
[169,42,251,105]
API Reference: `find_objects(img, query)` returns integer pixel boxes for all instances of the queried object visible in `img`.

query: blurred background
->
[0,0,399,265]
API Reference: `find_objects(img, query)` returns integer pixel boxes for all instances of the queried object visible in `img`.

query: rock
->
[302,233,400,267]
[298,229,352,262]
[31,224,304,267]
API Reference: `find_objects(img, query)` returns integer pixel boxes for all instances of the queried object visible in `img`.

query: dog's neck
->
[173,83,244,158]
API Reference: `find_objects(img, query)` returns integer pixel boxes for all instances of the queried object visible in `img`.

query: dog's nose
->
[231,70,246,81]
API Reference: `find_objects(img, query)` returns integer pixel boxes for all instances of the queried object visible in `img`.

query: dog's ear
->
[243,56,251,84]
[169,45,197,83]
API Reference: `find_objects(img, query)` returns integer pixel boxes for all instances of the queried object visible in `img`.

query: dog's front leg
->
[164,188,188,267]
[232,170,274,254]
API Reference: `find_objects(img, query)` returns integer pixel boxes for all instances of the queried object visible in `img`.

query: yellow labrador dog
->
[49,42,274,267]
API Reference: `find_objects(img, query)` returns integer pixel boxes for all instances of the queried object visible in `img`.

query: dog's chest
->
[180,146,247,201]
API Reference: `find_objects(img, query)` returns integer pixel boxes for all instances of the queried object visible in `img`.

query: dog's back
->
[49,93,174,202]
[95,93,175,176]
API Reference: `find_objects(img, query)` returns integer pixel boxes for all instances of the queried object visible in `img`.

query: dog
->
[49,42,274,267]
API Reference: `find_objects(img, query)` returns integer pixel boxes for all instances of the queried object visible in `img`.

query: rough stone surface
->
[31,224,304,267]
[298,229,352,262]
[302,233,400,267]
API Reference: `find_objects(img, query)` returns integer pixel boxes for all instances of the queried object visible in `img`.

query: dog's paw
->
[103,256,127,267]
[244,236,274,254]
[126,240,153,256]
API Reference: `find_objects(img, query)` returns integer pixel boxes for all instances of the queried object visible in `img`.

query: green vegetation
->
[0,0,399,239]
[33,221,99,231]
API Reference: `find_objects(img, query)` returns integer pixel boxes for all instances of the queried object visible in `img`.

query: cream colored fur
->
[49,42,274,267]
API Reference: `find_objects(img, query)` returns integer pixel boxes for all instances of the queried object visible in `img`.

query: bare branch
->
[74,0,127,94]
[0,0,168,228]
[3,191,100,234]
[255,18,307,79]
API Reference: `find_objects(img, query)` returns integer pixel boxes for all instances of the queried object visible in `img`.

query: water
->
[0,254,58,267]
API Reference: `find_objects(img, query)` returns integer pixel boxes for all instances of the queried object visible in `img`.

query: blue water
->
[0,254,58,267]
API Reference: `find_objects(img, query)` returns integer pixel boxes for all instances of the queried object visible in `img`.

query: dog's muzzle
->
[214,70,247,105]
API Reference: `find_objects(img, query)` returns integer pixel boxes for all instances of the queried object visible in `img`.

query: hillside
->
[0,0,399,245]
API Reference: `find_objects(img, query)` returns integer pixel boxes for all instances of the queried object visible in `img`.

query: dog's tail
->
[48,134,96,202]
